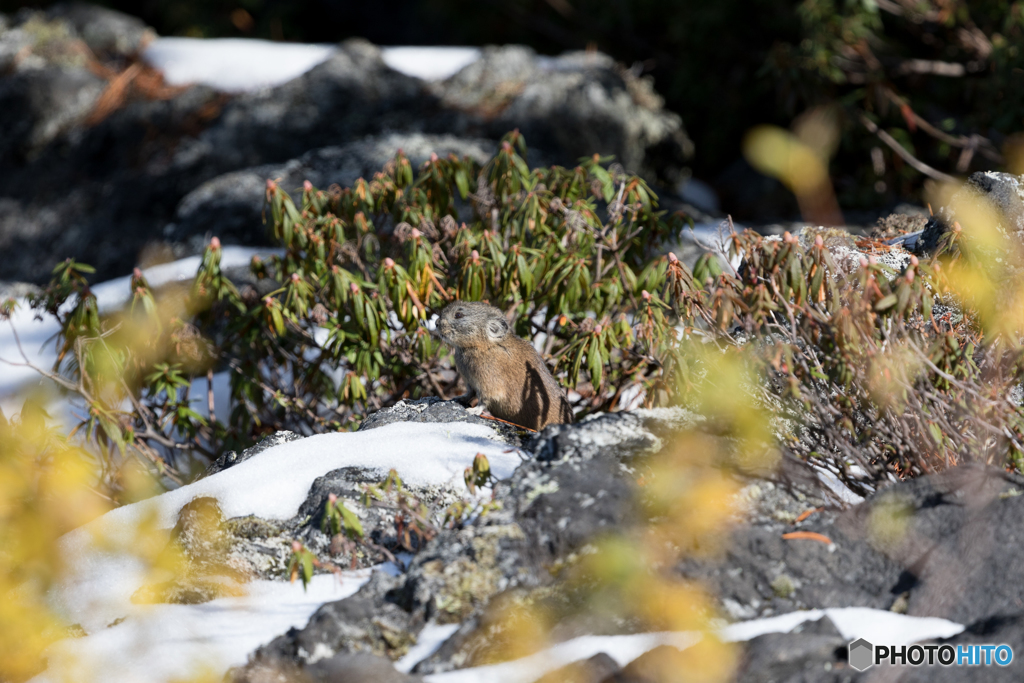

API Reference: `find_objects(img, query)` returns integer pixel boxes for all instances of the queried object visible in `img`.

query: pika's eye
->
[454,311,464,319]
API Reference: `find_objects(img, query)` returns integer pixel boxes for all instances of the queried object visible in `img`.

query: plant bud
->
[668,252,678,263]
[210,236,221,250]
[350,282,360,294]
[814,235,824,247]
[383,257,395,269]
[910,255,919,266]
[642,290,651,301]
[303,180,313,192]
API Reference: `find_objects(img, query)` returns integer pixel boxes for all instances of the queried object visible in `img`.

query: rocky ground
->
[131,396,1024,683]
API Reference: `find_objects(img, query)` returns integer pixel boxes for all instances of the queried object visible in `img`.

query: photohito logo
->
[847,639,1014,671]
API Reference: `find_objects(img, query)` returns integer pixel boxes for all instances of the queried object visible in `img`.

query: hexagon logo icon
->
[849,638,874,671]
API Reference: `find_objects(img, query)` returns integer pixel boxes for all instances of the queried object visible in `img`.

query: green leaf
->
[455,169,469,199]
[338,502,364,539]
[300,553,313,588]
[874,294,898,312]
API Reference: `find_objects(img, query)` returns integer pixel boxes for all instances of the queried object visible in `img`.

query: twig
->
[860,114,958,184]
[881,88,1003,164]
[479,413,538,433]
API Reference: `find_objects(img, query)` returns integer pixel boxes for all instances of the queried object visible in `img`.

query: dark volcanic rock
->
[849,464,1024,626]
[201,430,303,478]
[435,45,692,185]
[677,508,906,620]
[679,463,1024,629]
[914,170,1024,259]
[168,133,495,246]
[885,614,1024,682]
[306,652,423,683]
[46,3,154,59]
[218,411,1024,682]
[358,397,522,446]
[534,652,621,683]
[732,616,860,683]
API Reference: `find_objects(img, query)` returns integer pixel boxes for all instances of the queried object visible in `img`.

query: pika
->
[432,301,573,431]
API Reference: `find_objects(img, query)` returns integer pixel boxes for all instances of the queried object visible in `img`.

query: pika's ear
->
[486,318,509,341]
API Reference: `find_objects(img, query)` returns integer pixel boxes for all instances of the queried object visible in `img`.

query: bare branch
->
[860,114,958,184]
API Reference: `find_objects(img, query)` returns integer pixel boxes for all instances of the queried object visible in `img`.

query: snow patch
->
[143,38,336,92]
[32,572,370,683]
[395,623,462,673]
[428,607,964,683]
[51,421,520,632]
[143,38,482,92]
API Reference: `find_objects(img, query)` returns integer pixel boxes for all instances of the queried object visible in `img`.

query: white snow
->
[142,38,481,92]
[426,632,702,683]
[719,607,964,644]
[33,572,371,683]
[0,247,280,415]
[815,467,867,505]
[396,623,462,673]
[380,47,482,81]
[143,38,337,92]
[427,607,964,683]
[52,421,522,632]
[685,220,744,272]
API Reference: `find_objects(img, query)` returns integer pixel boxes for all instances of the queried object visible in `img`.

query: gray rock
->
[921,171,1024,260]
[436,46,692,184]
[305,652,423,683]
[680,463,1024,630]
[358,397,522,445]
[0,82,228,283]
[888,614,1024,682]
[733,616,860,683]
[533,652,620,683]
[850,464,1024,626]
[193,40,435,174]
[0,65,105,160]
[677,507,906,620]
[601,645,685,682]
[201,430,303,478]
[169,133,495,246]
[46,3,154,59]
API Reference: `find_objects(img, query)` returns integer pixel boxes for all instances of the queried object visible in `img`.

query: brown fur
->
[432,301,573,431]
